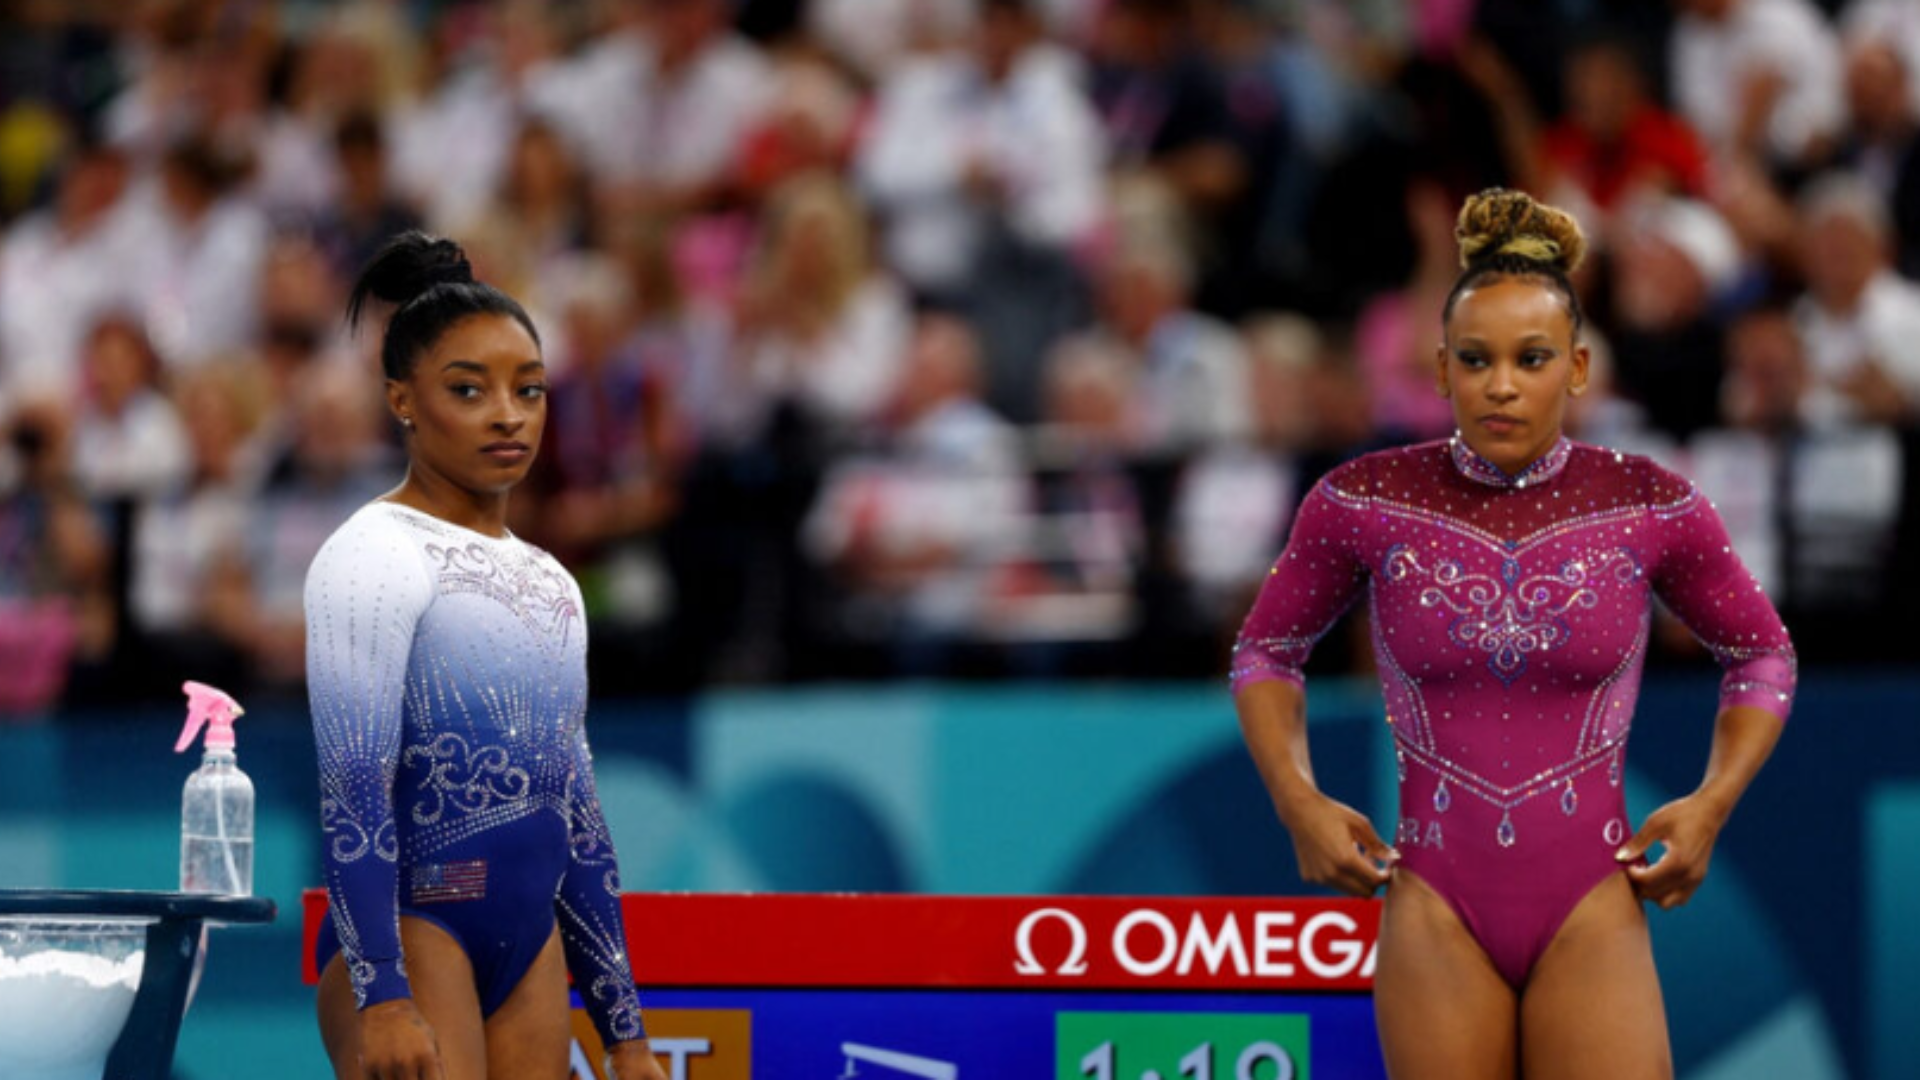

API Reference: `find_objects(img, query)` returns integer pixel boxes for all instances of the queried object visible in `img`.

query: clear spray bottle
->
[176,681,254,896]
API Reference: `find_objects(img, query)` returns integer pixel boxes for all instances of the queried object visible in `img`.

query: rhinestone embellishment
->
[1448,432,1574,489]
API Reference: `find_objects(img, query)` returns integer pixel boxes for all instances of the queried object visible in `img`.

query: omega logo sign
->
[1014,907,1377,980]
[1013,908,1090,975]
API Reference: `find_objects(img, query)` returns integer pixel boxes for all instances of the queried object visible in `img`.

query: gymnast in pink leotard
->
[1233,190,1792,1080]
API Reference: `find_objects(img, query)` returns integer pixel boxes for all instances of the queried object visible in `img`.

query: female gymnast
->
[306,232,667,1080]
[1232,189,1794,1079]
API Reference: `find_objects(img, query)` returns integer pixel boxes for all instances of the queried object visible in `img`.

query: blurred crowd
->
[1,0,1917,711]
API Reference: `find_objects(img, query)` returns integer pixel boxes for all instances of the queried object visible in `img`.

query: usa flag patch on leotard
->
[410,859,488,904]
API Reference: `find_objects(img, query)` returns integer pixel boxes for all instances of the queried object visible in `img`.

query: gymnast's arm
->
[555,712,657,1075]
[304,513,439,1063]
[1231,477,1395,897]
[1618,475,1796,908]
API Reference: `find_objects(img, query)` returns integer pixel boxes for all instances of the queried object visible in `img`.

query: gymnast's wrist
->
[1687,784,1739,826]
[355,959,413,1011]
[1272,780,1330,826]
[606,1040,659,1078]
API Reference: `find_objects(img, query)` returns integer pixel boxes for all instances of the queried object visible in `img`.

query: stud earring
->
[401,416,415,430]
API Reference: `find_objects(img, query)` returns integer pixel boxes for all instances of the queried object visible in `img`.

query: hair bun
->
[1455,188,1587,275]
[413,236,474,288]
[346,231,476,330]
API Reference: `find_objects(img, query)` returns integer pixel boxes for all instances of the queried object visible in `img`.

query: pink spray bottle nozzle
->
[177,680,244,754]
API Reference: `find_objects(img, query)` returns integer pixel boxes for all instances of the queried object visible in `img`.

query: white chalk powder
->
[0,943,145,1080]
[0,946,143,987]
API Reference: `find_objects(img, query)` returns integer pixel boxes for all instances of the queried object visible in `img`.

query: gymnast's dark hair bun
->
[346,230,538,380]
[1455,188,1588,275]
[346,231,474,329]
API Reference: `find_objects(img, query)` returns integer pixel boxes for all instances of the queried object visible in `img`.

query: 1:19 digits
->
[1080,1040,1296,1080]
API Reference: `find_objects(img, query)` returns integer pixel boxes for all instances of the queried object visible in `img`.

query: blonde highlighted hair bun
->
[1455,188,1587,275]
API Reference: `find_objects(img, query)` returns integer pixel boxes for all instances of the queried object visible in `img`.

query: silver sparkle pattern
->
[1384,543,1639,683]
[306,503,645,1040]
[1232,437,1797,857]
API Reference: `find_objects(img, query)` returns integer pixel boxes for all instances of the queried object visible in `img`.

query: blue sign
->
[580,988,1385,1080]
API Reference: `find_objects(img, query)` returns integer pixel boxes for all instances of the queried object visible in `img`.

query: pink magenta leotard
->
[1231,435,1795,988]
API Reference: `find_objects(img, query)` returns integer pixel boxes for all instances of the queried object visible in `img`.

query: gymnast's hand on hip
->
[359,998,444,1080]
[1282,791,1400,898]
[1615,793,1729,910]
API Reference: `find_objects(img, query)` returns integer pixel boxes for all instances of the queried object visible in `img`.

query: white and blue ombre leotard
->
[305,501,645,1046]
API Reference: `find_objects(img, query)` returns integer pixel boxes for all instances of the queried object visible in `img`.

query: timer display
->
[1058,1013,1310,1080]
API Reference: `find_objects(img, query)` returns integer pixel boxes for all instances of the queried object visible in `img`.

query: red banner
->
[303,891,1380,991]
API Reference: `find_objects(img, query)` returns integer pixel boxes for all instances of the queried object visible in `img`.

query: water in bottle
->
[177,681,254,896]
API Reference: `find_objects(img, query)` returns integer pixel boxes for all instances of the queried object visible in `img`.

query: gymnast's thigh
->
[1374,868,1518,1080]
[1520,872,1672,1080]
[483,925,572,1080]
[400,914,491,1080]
[315,954,363,1080]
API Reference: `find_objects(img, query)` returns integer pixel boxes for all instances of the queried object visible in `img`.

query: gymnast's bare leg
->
[1374,868,1518,1080]
[1520,873,1673,1080]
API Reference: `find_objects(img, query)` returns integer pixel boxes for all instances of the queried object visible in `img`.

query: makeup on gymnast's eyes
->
[445,382,548,399]
[439,362,548,402]
[1450,347,1559,370]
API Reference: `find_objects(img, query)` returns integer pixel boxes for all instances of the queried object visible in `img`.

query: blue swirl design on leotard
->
[305,504,645,1045]
[405,733,533,825]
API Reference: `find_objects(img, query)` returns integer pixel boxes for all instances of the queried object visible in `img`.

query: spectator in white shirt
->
[0,142,144,400]
[859,0,1108,420]
[211,361,394,688]
[1170,313,1312,628]
[1791,169,1920,426]
[718,174,914,445]
[809,0,977,81]
[122,364,262,695]
[390,3,559,230]
[139,137,270,369]
[1051,237,1253,453]
[531,0,773,217]
[101,17,207,161]
[804,313,1030,648]
[453,119,594,326]
[69,315,190,503]
[248,7,419,221]
[1701,305,1904,631]
[858,0,1107,295]
[1833,36,1920,279]
[1670,0,1845,168]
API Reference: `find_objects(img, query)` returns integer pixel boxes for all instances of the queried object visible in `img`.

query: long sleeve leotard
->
[305,502,645,1046]
[1232,437,1795,986]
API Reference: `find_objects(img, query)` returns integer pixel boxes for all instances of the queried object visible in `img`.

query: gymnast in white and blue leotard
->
[307,232,665,1080]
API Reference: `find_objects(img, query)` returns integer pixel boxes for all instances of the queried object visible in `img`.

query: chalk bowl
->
[0,917,147,1080]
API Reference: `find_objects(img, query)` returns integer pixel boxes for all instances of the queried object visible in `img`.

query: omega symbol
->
[1014,907,1090,976]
